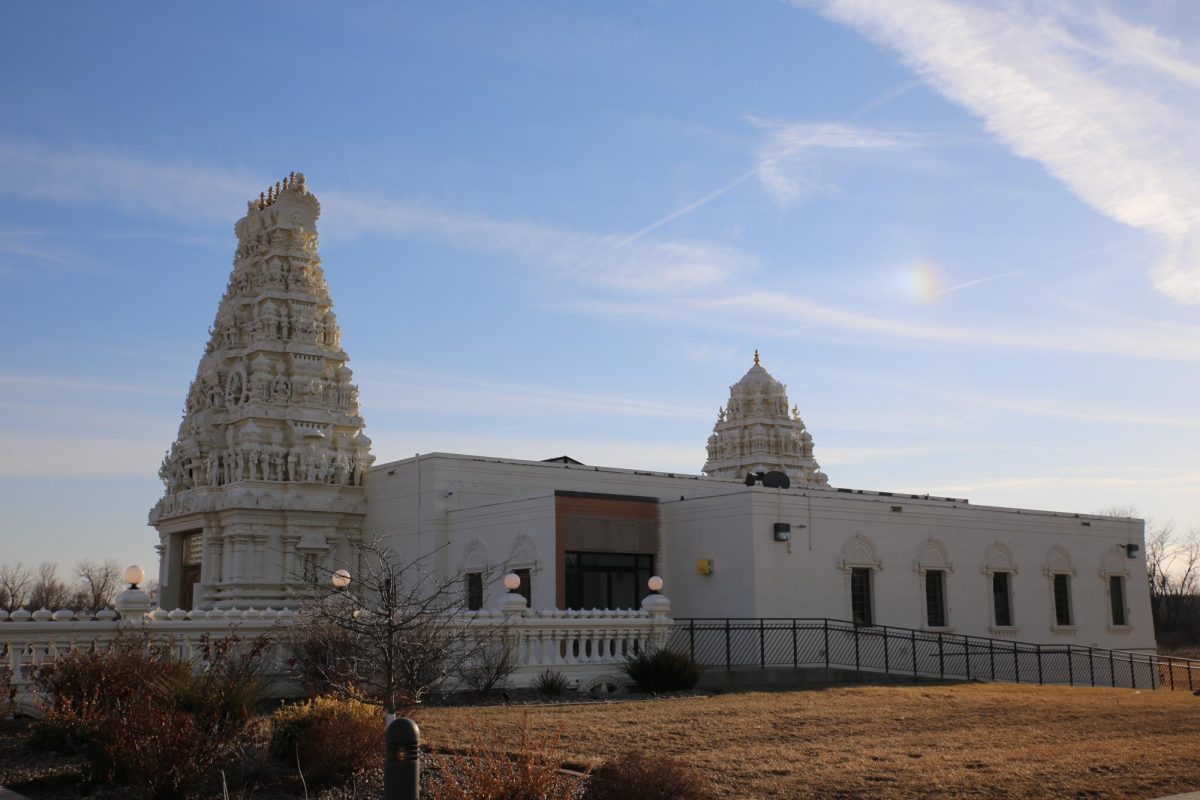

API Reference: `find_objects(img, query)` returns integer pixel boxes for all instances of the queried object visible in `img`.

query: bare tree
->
[74,559,122,610]
[27,562,72,611]
[1146,519,1200,635]
[0,562,32,612]
[288,537,512,719]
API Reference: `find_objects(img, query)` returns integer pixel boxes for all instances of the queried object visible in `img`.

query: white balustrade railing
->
[0,600,672,710]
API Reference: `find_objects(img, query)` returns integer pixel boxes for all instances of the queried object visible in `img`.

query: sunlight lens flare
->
[899,261,946,304]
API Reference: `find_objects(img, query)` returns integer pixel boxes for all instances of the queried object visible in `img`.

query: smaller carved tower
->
[702,351,829,487]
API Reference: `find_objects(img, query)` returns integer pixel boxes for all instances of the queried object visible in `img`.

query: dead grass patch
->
[414,683,1200,799]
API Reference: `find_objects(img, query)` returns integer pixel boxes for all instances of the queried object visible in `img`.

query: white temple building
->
[150,176,1156,656]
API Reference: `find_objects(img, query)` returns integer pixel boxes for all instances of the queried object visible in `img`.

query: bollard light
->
[503,572,521,592]
[384,717,421,800]
[123,564,145,589]
[647,575,664,594]
[332,568,351,590]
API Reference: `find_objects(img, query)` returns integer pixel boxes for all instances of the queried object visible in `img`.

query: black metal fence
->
[668,618,1200,691]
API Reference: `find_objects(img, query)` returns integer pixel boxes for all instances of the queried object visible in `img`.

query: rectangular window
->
[992,572,1013,627]
[850,568,873,626]
[1053,574,1072,626]
[514,568,532,608]
[564,552,653,610]
[466,572,483,611]
[1109,575,1127,626]
[925,570,947,628]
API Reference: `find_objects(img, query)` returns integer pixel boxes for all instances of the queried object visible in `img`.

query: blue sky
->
[1,1,1198,577]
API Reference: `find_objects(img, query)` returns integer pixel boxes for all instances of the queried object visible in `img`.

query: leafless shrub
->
[424,715,585,800]
[584,750,715,800]
[287,537,510,717]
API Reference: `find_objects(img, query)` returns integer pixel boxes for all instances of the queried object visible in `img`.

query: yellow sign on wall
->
[696,558,713,575]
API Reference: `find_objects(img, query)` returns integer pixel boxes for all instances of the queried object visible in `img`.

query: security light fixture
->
[332,568,351,590]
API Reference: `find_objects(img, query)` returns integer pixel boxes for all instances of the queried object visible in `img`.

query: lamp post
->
[331,568,351,590]
[113,564,151,618]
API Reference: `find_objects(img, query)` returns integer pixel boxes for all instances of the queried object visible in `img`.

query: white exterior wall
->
[447,494,556,610]
[664,487,1154,652]
[364,453,1154,653]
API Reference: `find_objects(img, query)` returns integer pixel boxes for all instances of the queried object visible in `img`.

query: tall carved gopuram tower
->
[702,351,829,487]
[150,173,374,610]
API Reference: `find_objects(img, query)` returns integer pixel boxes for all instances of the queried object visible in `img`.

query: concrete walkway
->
[0,787,30,800]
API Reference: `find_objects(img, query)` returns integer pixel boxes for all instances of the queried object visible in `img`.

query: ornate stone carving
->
[838,533,882,571]
[913,537,953,574]
[702,352,829,487]
[1043,544,1076,577]
[981,541,1018,575]
[150,174,375,609]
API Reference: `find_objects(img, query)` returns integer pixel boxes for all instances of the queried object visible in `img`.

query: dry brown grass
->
[413,683,1200,799]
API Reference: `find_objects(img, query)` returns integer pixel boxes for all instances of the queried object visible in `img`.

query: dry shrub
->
[0,663,16,718]
[30,633,268,799]
[272,694,384,786]
[584,750,714,800]
[533,669,570,696]
[424,714,585,800]
[622,647,702,692]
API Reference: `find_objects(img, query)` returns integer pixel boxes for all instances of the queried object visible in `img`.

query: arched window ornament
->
[838,533,882,572]
[1043,544,1076,578]
[981,542,1018,576]
[1099,545,1130,578]
[913,537,953,574]
[462,538,489,573]
[509,534,538,570]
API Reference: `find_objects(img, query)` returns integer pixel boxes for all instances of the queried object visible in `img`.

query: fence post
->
[725,619,731,671]
[988,638,995,681]
[759,619,766,668]
[853,623,861,671]
[883,627,890,674]
[911,629,918,678]
[384,717,420,800]
[1109,649,1116,688]
[1067,645,1074,686]
[1036,644,1043,685]
[1013,643,1020,684]
[1087,647,1095,687]
[792,619,798,668]
[963,636,971,681]
[1129,654,1137,690]
[689,619,695,661]
[1189,661,1194,692]
[823,619,830,669]
[1168,657,1175,690]
[937,634,945,679]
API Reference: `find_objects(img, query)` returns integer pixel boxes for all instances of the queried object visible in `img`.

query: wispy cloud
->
[0,138,755,297]
[804,0,1200,303]
[748,117,925,204]
[356,365,710,421]
[0,139,259,224]
[932,473,1200,495]
[322,191,754,295]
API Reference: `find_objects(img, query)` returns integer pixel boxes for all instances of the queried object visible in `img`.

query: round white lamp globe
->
[647,576,664,593]
[123,564,145,588]
[503,572,521,592]
[331,568,351,589]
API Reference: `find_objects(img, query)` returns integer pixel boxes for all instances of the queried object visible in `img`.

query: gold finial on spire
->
[753,349,760,367]
[259,191,266,209]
